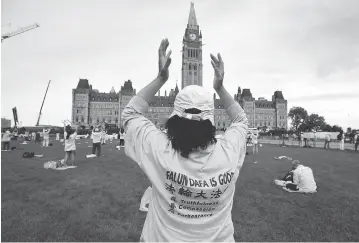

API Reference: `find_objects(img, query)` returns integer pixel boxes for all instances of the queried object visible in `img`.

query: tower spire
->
[187,2,198,30]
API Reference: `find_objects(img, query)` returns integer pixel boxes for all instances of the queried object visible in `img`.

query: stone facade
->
[72,79,287,130]
[72,79,120,127]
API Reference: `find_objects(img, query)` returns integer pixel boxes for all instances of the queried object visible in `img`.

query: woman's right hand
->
[210,53,224,90]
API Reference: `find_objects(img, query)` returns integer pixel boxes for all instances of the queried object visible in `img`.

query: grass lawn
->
[1,139,359,241]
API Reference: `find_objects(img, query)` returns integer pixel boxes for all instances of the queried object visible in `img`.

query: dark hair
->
[165,108,217,158]
[65,125,73,140]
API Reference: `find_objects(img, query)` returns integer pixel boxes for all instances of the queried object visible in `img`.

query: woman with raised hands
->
[122,38,248,242]
[63,121,78,167]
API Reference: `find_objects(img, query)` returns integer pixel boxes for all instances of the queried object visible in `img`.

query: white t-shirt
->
[293,165,317,191]
[2,131,11,142]
[123,96,248,242]
[251,134,258,144]
[120,133,125,139]
[43,130,50,139]
[64,132,77,151]
[92,131,102,143]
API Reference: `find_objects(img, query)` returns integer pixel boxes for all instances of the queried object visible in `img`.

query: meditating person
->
[251,132,259,154]
[275,160,317,193]
[324,133,331,149]
[1,130,12,151]
[91,126,102,157]
[63,123,78,167]
[122,38,248,242]
[42,128,51,147]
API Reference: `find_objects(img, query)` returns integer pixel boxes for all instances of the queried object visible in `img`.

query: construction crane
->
[1,23,40,42]
[36,80,51,126]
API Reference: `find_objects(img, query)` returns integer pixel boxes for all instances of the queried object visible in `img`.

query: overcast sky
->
[1,0,358,128]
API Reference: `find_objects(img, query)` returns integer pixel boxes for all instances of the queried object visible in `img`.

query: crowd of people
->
[274,131,359,151]
[1,123,127,168]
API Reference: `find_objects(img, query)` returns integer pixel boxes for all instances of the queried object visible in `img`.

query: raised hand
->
[210,53,224,90]
[158,38,172,82]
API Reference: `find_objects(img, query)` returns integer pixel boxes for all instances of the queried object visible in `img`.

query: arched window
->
[189,64,192,70]
[188,49,190,57]
[194,65,197,70]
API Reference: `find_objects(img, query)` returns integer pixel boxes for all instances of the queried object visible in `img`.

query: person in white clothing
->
[56,132,60,140]
[275,160,317,193]
[122,39,248,242]
[101,130,106,145]
[1,130,12,150]
[42,128,51,147]
[64,124,78,167]
[354,133,359,152]
[119,131,125,146]
[324,133,331,149]
[251,132,259,154]
[338,131,345,150]
[91,126,102,157]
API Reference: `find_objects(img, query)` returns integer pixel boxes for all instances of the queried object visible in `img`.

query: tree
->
[288,107,308,135]
[347,127,352,134]
[305,113,326,132]
[332,125,343,132]
[321,123,332,132]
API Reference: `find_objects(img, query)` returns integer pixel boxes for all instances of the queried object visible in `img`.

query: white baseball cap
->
[169,85,214,125]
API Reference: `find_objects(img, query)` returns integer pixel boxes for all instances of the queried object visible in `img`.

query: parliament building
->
[72,3,288,130]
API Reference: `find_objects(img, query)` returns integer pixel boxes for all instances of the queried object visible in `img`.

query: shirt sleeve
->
[122,95,168,170]
[219,102,249,168]
[221,102,248,147]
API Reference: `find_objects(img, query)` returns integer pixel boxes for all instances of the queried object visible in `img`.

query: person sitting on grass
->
[122,38,248,242]
[274,160,317,193]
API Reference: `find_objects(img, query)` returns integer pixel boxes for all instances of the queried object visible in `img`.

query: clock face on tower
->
[189,33,196,40]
